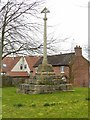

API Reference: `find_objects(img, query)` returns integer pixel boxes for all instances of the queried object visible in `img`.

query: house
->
[34,46,89,87]
[1,56,40,77]
[1,55,40,86]
[1,46,89,87]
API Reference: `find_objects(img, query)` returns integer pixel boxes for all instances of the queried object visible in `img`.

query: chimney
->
[74,45,82,56]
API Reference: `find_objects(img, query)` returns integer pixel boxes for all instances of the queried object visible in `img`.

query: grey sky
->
[41,0,89,58]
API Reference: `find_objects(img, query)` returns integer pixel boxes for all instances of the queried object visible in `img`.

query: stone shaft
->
[41,7,50,64]
[43,12,47,64]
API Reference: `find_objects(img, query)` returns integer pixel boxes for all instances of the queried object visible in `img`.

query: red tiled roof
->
[1,56,41,77]
[6,71,29,77]
[2,56,21,72]
[25,56,40,71]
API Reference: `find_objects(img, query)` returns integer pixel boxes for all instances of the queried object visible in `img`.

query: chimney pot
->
[74,45,82,56]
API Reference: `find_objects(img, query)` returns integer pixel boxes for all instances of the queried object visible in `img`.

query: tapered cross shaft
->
[41,7,50,64]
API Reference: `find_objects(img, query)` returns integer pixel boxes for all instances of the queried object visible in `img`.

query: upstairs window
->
[24,64,27,69]
[60,66,65,73]
[20,64,23,70]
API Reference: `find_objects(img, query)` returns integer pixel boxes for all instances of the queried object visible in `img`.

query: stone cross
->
[41,7,50,64]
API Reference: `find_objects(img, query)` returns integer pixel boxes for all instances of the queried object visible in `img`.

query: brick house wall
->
[53,67,60,75]
[33,46,89,87]
[64,66,70,77]
[53,66,69,77]
[71,46,89,87]
[72,56,89,87]
[48,46,89,87]
[52,57,89,87]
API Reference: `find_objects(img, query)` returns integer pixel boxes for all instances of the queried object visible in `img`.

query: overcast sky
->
[40,0,89,57]
[1,0,89,58]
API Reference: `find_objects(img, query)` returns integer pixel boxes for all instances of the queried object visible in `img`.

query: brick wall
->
[72,56,89,87]
[50,56,89,87]
[53,66,69,77]
[53,67,60,75]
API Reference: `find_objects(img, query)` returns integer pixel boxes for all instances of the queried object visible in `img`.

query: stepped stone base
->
[17,84,73,94]
[37,63,54,72]
[36,72,55,85]
[17,63,73,94]
[36,63,55,85]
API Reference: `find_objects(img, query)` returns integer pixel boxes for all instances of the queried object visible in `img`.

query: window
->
[24,64,27,69]
[20,64,23,70]
[1,72,6,75]
[60,66,65,73]
[3,64,7,68]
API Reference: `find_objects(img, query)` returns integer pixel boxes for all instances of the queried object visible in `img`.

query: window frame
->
[20,64,23,70]
[60,66,65,73]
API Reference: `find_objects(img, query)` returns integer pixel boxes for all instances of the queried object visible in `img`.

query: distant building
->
[34,46,89,87]
[1,46,89,87]
[1,56,40,77]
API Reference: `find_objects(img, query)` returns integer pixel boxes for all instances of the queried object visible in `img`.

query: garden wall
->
[2,76,29,87]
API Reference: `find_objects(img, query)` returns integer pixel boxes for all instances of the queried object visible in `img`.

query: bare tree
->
[0,0,45,59]
[0,0,72,60]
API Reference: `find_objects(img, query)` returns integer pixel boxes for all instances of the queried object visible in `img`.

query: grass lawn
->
[0,88,2,119]
[2,87,89,118]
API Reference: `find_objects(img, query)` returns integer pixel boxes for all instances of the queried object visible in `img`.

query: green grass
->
[2,87,89,118]
[0,88,2,120]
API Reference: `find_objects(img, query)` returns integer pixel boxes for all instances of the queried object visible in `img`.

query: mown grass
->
[0,88,2,119]
[2,87,89,118]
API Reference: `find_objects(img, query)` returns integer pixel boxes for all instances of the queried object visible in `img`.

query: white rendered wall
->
[11,57,30,74]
